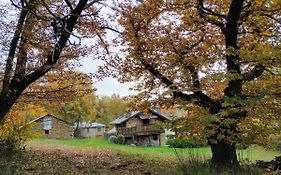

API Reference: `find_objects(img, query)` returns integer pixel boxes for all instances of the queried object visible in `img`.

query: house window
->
[143,119,149,124]
[97,127,101,132]
[87,128,90,133]
[43,117,52,130]
[45,130,49,135]
[153,134,158,140]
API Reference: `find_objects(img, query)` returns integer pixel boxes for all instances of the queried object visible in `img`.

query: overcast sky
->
[0,0,136,97]
[79,57,136,97]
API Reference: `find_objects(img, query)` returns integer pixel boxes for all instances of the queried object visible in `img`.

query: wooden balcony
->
[117,125,165,137]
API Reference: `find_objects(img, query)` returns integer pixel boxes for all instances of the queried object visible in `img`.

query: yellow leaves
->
[0,105,33,148]
[208,138,218,144]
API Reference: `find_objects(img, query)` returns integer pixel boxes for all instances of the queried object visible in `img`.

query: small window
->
[97,127,101,132]
[43,117,52,130]
[143,119,149,124]
[153,134,158,140]
[87,128,90,132]
[45,130,49,135]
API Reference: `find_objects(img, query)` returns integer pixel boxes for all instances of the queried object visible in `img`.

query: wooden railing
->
[117,125,165,136]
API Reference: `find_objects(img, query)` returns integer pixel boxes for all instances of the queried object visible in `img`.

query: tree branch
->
[242,64,265,81]
[198,0,227,19]
[9,0,89,98]
[197,0,226,31]
[1,6,28,97]
[64,0,74,11]
[134,33,218,113]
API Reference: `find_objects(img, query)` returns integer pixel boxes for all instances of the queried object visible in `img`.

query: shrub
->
[268,135,281,151]
[0,125,29,158]
[108,135,117,144]
[116,135,125,144]
[166,138,207,148]
[167,138,188,148]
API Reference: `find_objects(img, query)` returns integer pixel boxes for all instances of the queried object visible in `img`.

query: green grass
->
[30,138,280,162]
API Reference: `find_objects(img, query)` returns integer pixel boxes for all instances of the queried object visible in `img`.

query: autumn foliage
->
[102,0,281,167]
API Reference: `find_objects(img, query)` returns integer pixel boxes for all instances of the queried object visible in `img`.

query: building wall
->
[115,115,166,146]
[159,133,166,146]
[150,118,162,125]
[80,127,105,138]
[31,117,73,139]
[125,117,143,128]
[126,134,163,146]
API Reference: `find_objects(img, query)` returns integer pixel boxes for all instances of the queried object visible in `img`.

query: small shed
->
[75,122,106,138]
[30,114,73,139]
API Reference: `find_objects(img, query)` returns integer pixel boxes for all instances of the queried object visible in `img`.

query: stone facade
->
[31,114,73,139]
[125,117,143,128]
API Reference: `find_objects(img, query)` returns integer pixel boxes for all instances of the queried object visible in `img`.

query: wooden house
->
[110,110,168,146]
[30,114,73,139]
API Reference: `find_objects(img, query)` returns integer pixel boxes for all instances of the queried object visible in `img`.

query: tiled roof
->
[110,110,168,125]
[110,111,141,124]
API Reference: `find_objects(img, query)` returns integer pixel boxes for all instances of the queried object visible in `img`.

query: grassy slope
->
[30,138,280,162]
[1,139,280,175]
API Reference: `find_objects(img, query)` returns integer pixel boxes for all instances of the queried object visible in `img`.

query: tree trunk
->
[0,108,10,125]
[0,97,14,125]
[210,140,239,169]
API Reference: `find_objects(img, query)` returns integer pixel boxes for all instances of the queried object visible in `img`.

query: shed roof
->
[30,114,69,124]
[75,122,106,128]
[91,122,105,128]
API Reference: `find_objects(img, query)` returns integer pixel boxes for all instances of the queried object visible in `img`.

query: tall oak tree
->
[112,0,281,168]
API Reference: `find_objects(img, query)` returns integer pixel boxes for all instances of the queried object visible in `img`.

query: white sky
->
[0,0,136,97]
[79,57,136,97]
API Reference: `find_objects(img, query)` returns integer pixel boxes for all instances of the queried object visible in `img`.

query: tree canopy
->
[95,94,128,125]
[107,0,281,167]
[0,0,109,123]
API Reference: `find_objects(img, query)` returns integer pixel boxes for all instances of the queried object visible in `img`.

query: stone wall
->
[31,116,73,139]
[80,127,105,138]
[125,117,143,128]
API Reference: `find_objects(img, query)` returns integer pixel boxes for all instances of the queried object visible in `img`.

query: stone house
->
[30,114,73,139]
[110,110,168,146]
[75,122,106,138]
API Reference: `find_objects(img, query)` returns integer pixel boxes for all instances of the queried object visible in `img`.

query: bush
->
[268,135,281,151]
[167,138,188,148]
[108,135,117,144]
[0,125,29,158]
[116,135,125,144]
[166,138,207,148]
[109,135,125,144]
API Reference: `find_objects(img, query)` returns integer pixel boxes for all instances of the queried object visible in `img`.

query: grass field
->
[30,138,280,162]
[0,138,279,175]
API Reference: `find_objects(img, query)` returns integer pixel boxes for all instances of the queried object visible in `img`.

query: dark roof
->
[110,110,168,125]
[110,111,141,125]
[30,114,69,124]
[148,109,168,121]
